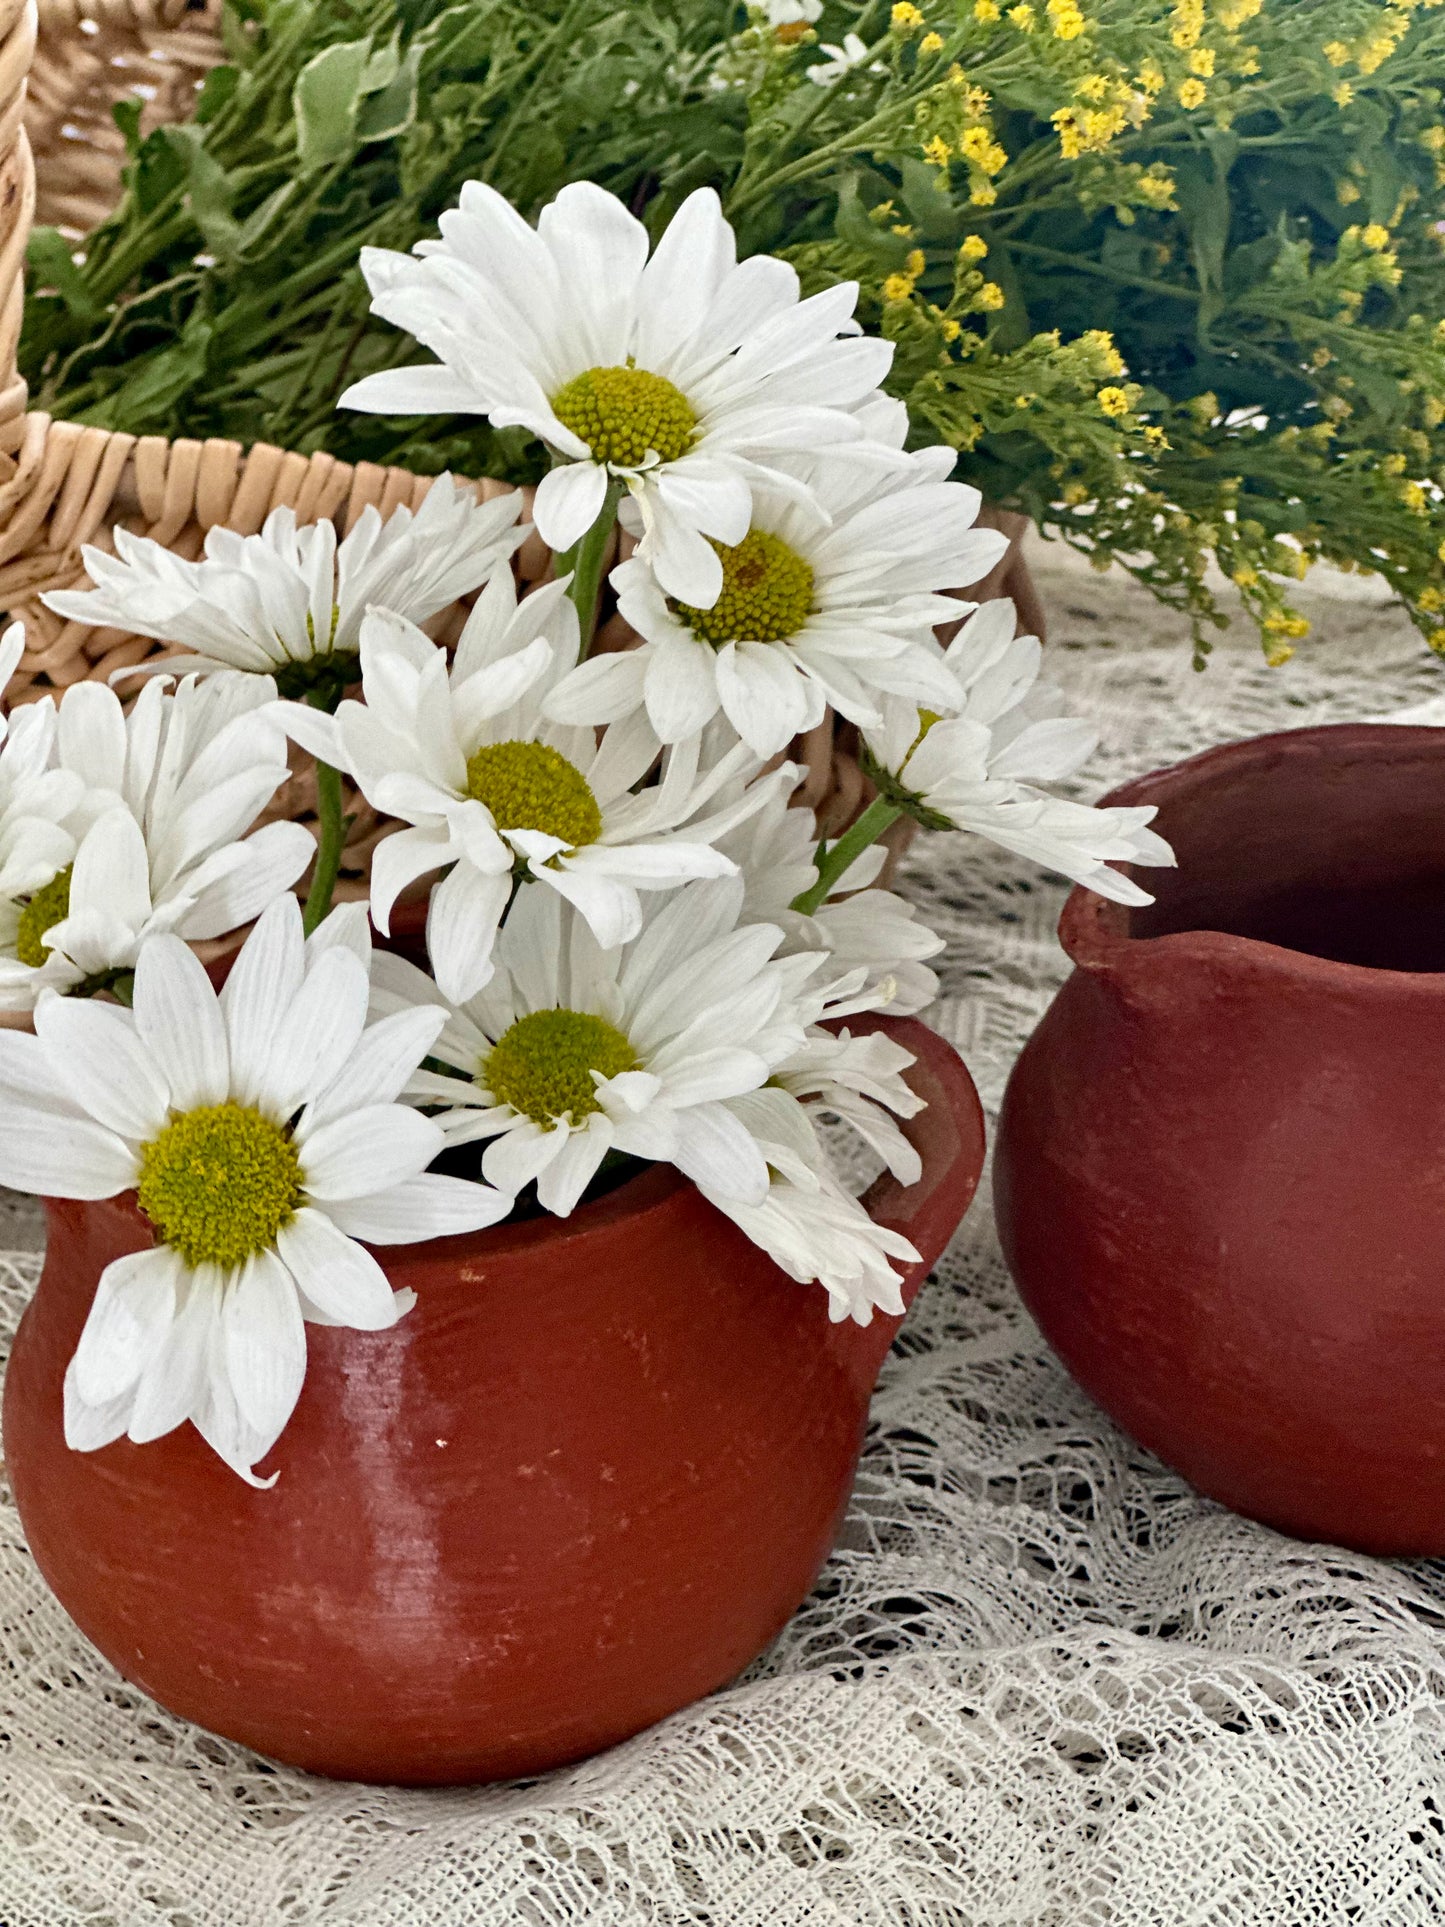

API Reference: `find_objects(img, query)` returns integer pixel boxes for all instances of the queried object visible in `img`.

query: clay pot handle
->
[840,1012,987,1374]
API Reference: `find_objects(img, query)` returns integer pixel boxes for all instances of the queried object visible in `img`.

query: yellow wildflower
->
[1178,77,1208,107]
[976,282,1006,309]
[1425,397,1445,428]
[1264,642,1297,667]
[1015,393,1033,407]
[1007,3,1035,27]
[1263,612,1311,638]
[1171,0,1204,48]
[1217,0,1262,26]
[970,180,998,205]
[1322,40,1352,65]
[1311,345,1332,369]
[1143,425,1170,449]
[1337,178,1361,204]
[960,234,989,261]
[1360,223,1391,250]
[1137,61,1165,93]
[891,223,916,236]
[1232,565,1260,588]
[923,135,953,167]
[1137,169,1177,208]
[1189,47,1216,75]
[1097,386,1131,417]
[891,2,925,28]
[1076,72,1109,101]
[1333,81,1354,105]
[1438,540,1445,563]
[1046,0,1086,38]
[974,0,1001,18]
[1419,587,1445,613]
[1084,329,1126,376]
[1237,50,1261,72]
[905,248,926,278]
[940,317,962,341]
[1422,127,1445,153]
[959,125,1008,172]
[920,30,945,52]
[1403,481,1429,513]
[1357,31,1403,73]
[883,273,916,302]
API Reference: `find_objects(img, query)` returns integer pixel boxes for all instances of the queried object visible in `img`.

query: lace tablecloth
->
[3,556,1444,1926]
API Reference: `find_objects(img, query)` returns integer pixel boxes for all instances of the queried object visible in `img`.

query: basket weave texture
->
[0,0,1046,864]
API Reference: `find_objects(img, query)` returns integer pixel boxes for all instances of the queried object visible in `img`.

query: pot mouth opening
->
[1089,726,1445,976]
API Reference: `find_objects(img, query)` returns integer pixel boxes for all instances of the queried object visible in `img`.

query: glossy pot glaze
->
[4,1012,983,1785]
[995,723,1445,1556]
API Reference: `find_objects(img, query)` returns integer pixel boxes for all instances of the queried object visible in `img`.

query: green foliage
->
[20,0,1445,660]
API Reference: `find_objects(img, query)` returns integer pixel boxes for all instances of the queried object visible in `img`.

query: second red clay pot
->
[995,723,1445,1556]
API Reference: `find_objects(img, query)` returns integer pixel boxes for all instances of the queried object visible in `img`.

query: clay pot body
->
[994,724,1445,1556]
[3,1014,983,1785]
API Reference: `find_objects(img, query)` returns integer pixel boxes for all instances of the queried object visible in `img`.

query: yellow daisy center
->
[674,530,816,646]
[137,1102,302,1270]
[464,739,603,848]
[550,365,697,468]
[484,1009,638,1127]
[15,864,73,968]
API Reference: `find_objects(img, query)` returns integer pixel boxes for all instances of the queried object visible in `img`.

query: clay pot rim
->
[1060,721,1445,988]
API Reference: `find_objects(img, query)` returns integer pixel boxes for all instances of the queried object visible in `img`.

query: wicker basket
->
[0,0,1047,870]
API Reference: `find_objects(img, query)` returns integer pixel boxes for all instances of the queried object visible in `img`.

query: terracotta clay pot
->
[994,723,1445,1556]
[3,1013,983,1785]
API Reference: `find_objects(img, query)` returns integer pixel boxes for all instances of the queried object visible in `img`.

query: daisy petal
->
[673,1101,771,1206]
[221,1248,306,1442]
[133,933,230,1111]
[70,1245,180,1406]
[276,1206,409,1329]
[327,1172,513,1243]
[34,995,172,1141]
[299,1103,443,1201]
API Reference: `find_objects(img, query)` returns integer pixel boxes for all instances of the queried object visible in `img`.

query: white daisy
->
[546,456,1006,759]
[861,599,1177,905]
[338,180,892,607]
[277,575,792,1005]
[762,0,821,23]
[0,672,314,1011]
[369,878,823,1220]
[42,476,525,700]
[806,33,882,84]
[720,780,943,1015]
[0,626,95,974]
[0,896,511,1484]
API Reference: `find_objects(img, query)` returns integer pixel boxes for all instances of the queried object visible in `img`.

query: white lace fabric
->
[2,554,1444,1926]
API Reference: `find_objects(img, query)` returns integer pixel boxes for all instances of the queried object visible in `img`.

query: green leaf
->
[112,97,143,158]
[356,44,422,145]
[293,36,373,174]
[26,228,98,320]
[129,126,189,217]
[194,64,241,126]
[153,125,241,261]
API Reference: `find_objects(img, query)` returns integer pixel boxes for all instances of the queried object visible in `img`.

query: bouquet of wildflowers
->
[21,0,1445,662]
[0,183,1171,1484]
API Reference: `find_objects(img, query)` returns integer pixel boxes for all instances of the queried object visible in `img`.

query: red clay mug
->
[995,723,1445,1556]
[3,1011,984,1784]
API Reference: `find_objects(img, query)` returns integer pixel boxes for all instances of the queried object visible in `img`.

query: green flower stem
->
[302,758,347,937]
[557,481,622,658]
[792,796,904,918]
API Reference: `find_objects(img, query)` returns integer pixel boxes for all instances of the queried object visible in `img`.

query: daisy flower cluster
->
[5,179,1173,1483]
